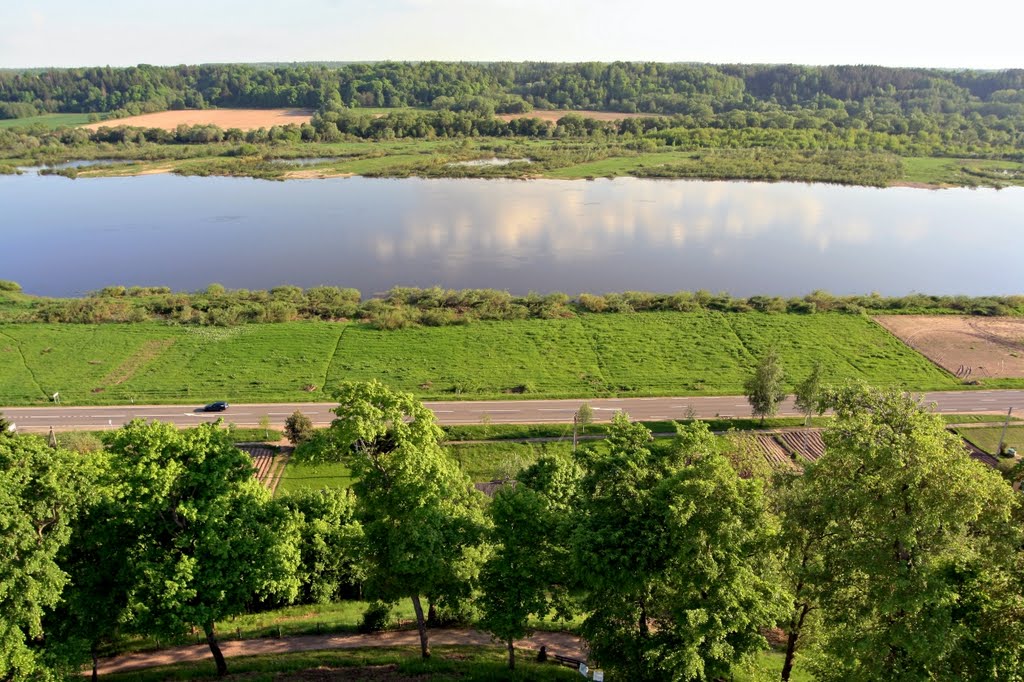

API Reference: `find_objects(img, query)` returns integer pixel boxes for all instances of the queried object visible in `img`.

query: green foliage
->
[0,280,20,292]
[744,348,788,422]
[357,601,393,633]
[574,415,786,680]
[800,386,1024,680]
[793,360,825,425]
[334,381,488,658]
[479,483,574,669]
[0,284,1021,328]
[283,410,314,445]
[105,420,302,675]
[274,488,364,604]
[0,436,99,680]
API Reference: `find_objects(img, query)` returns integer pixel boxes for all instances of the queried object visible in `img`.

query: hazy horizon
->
[2,0,1022,71]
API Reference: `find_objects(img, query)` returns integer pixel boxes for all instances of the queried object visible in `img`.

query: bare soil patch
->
[874,316,1024,378]
[83,109,313,131]
[497,109,657,123]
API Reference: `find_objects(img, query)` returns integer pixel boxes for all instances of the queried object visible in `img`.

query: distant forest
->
[1,62,1022,119]
[2,62,1023,160]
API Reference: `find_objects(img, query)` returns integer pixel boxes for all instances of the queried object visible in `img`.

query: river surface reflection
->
[2,174,1022,297]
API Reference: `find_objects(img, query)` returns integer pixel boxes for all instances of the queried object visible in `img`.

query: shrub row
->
[1,284,1021,327]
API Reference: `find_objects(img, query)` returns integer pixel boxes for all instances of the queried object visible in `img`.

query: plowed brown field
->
[83,108,313,131]
[874,316,1024,378]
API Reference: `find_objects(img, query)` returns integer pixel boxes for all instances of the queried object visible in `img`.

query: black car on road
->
[203,401,229,412]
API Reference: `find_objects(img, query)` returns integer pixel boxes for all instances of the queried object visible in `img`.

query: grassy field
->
[276,460,354,495]
[276,442,572,494]
[578,312,959,396]
[0,313,972,406]
[958,425,1024,454]
[324,319,604,398]
[901,157,1024,187]
[0,113,97,129]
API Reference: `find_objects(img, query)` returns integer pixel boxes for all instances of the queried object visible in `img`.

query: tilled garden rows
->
[237,444,291,494]
[754,429,997,471]
[755,430,827,471]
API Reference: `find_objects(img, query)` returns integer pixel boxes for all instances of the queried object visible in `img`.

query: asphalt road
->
[2,390,1022,433]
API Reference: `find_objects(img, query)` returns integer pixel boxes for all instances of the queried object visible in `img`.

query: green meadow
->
[0,113,97,129]
[0,312,967,407]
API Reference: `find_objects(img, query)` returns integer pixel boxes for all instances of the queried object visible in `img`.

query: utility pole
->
[997,407,1014,456]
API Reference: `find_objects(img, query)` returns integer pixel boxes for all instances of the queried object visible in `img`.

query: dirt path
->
[96,628,586,675]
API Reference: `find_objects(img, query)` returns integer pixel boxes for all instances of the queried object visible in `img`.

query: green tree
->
[0,436,98,681]
[803,386,1023,681]
[106,420,301,676]
[333,381,487,659]
[573,402,593,451]
[574,414,785,680]
[744,348,787,423]
[48,462,133,682]
[793,360,825,425]
[479,479,574,670]
[771,470,830,682]
[275,488,365,604]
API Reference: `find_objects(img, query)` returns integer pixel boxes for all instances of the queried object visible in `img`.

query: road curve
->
[3,390,1022,433]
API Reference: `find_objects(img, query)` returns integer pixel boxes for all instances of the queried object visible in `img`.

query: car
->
[203,401,229,412]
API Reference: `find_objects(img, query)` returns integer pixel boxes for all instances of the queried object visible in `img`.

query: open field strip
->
[81,108,315,131]
[0,113,96,129]
[0,313,980,407]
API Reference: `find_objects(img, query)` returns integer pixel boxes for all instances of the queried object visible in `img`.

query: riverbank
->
[4,136,1023,188]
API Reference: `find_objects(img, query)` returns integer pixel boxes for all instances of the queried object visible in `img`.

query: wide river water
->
[2,173,1023,297]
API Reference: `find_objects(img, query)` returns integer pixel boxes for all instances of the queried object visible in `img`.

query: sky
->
[1,0,1023,69]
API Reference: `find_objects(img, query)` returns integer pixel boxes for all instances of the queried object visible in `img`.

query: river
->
[2,173,1023,297]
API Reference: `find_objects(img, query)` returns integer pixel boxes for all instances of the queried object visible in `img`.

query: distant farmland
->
[71,107,649,132]
[82,108,314,131]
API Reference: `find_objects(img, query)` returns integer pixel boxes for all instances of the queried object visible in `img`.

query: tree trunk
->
[203,621,229,677]
[91,648,99,682]
[411,595,430,659]
[781,602,810,682]
[507,638,516,670]
[638,598,650,638]
[427,598,438,626]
